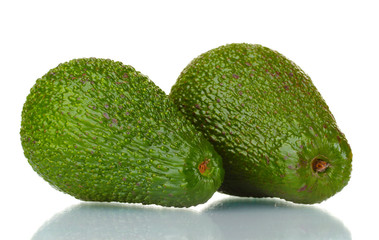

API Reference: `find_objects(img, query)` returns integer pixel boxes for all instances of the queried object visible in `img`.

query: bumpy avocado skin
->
[20,58,224,207]
[169,43,352,204]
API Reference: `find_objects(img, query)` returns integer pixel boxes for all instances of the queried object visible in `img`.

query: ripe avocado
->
[169,43,352,204]
[20,58,224,207]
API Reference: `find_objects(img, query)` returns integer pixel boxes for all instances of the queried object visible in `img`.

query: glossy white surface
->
[31,197,350,240]
[1,1,378,239]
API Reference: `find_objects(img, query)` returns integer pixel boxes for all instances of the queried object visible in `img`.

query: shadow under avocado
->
[32,198,350,240]
[203,197,351,240]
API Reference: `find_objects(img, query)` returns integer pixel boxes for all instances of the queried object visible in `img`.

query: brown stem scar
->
[312,159,330,173]
[199,159,210,174]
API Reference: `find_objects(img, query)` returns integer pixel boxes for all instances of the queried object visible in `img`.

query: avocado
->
[20,58,224,207]
[169,43,352,204]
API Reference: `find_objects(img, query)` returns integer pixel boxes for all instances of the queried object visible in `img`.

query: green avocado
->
[169,43,352,204]
[20,58,224,207]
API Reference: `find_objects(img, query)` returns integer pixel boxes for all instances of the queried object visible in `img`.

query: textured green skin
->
[20,58,224,207]
[169,43,352,204]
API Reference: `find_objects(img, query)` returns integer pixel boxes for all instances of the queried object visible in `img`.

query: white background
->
[1,0,378,239]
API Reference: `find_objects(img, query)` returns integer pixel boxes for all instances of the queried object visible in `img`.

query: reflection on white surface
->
[32,198,350,240]
[32,203,220,240]
[205,198,351,240]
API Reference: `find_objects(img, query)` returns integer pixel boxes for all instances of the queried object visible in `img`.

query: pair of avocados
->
[20,43,352,207]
